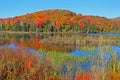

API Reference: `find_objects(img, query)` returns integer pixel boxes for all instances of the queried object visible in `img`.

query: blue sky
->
[0,0,119,18]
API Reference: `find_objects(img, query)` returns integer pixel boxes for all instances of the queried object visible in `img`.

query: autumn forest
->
[0,9,120,33]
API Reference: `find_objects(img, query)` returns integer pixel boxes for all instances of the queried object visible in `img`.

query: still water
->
[1,33,120,71]
[1,33,120,57]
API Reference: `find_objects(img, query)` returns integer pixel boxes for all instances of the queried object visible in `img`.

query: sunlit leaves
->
[0,9,118,33]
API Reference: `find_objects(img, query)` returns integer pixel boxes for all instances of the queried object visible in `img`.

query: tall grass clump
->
[39,50,96,80]
[0,48,63,80]
[106,51,120,80]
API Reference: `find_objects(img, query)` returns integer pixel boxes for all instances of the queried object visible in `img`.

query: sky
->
[0,0,120,18]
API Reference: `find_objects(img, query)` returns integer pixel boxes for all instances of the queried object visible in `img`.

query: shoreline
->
[0,31,81,34]
[0,31,119,36]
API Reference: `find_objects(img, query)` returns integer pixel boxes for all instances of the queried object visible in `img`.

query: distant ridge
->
[112,17,120,21]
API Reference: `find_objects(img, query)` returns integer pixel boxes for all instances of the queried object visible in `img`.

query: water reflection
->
[0,33,75,52]
[0,33,120,52]
[1,33,120,72]
[70,46,120,59]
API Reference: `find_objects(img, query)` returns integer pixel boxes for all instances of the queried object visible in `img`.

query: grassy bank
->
[41,35,119,47]
[0,31,82,34]
[0,48,120,80]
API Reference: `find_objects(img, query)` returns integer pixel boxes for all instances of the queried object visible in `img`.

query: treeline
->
[0,9,119,33]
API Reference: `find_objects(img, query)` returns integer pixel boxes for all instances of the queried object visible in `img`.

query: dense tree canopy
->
[0,9,119,33]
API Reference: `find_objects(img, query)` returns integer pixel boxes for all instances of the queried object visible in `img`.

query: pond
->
[1,33,120,72]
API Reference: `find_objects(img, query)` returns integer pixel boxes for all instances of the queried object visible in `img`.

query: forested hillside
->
[0,9,119,33]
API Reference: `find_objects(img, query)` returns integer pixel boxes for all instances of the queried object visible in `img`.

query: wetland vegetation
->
[0,33,120,80]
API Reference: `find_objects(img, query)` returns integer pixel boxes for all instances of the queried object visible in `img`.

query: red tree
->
[80,22,85,30]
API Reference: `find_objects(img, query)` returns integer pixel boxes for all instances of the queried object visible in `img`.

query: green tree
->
[14,22,21,31]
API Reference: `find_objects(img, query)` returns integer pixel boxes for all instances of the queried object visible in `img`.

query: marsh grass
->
[0,40,120,80]
[0,48,63,80]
